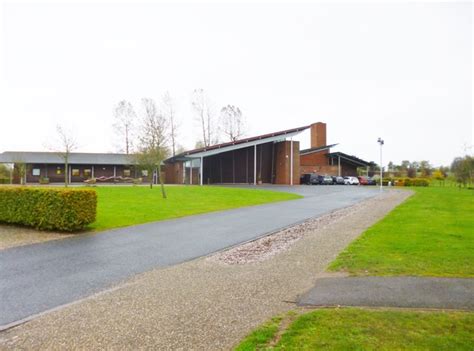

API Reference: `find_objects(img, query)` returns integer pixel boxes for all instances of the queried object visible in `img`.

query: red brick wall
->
[300,150,329,167]
[310,122,327,148]
[274,141,300,184]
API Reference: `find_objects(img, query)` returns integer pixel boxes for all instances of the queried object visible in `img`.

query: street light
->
[377,137,384,191]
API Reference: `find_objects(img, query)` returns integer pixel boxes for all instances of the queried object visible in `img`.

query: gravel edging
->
[0,189,412,350]
[207,195,389,265]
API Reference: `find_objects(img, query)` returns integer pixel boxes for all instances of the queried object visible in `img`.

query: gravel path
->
[0,190,411,350]
[0,225,72,250]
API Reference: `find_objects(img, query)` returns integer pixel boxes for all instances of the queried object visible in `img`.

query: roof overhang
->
[327,152,371,167]
[166,125,310,162]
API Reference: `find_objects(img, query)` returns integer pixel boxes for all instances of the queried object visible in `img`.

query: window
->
[72,169,80,176]
[32,168,40,176]
[84,169,91,177]
[141,170,148,177]
[123,169,131,177]
[56,167,62,175]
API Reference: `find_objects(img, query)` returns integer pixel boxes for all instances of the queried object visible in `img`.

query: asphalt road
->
[297,276,474,310]
[0,185,377,327]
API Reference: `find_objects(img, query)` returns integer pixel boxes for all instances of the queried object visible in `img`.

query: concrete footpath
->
[298,276,474,310]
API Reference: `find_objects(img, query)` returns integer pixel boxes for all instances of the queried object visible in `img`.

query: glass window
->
[84,169,91,177]
[123,169,131,177]
[72,169,80,176]
[32,168,40,176]
[56,167,62,175]
[141,170,148,177]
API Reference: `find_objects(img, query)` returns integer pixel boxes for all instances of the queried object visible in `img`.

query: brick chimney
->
[310,122,327,148]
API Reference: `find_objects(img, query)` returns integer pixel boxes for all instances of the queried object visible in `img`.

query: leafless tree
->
[113,100,136,154]
[136,98,169,196]
[220,105,246,141]
[191,89,218,147]
[161,92,179,156]
[55,125,77,187]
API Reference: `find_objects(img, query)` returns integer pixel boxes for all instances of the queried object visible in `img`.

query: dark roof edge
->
[327,151,371,166]
[165,124,311,163]
[300,143,338,155]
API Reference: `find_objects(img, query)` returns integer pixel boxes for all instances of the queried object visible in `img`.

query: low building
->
[0,151,144,184]
[164,125,308,185]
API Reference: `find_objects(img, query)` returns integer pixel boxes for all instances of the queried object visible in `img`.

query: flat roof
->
[165,124,311,162]
[0,151,133,165]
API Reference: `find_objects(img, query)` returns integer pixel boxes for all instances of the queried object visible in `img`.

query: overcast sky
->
[0,0,472,167]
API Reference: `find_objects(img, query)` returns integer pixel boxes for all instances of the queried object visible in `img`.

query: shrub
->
[0,187,97,231]
[413,178,430,187]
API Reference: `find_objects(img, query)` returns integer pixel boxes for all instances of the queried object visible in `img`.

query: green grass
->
[89,186,301,231]
[236,308,474,350]
[329,187,474,277]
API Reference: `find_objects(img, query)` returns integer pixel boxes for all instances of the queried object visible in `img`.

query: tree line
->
[113,89,247,157]
[112,89,247,195]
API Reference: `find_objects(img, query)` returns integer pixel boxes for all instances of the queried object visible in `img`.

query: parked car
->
[358,176,369,185]
[300,173,320,185]
[320,175,334,185]
[334,176,345,185]
[344,176,360,185]
[367,177,377,185]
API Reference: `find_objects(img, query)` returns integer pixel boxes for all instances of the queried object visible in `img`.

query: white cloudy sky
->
[0,0,472,166]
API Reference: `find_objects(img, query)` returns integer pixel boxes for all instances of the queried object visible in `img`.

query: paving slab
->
[297,276,474,310]
[0,185,377,327]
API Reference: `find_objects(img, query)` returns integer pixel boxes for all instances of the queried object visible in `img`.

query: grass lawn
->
[235,308,474,350]
[328,187,474,277]
[89,186,301,231]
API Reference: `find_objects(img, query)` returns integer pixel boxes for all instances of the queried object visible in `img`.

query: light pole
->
[377,137,384,191]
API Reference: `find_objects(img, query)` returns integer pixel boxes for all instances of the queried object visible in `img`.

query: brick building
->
[300,122,371,177]
[0,122,370,185]
[164,121,371,185]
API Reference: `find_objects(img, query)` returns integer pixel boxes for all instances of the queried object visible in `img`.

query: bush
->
[0,187,97,231]
[391,177,430,187]
[413,178,430,187]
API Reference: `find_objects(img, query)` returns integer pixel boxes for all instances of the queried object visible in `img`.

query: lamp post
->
[377,137,384,191]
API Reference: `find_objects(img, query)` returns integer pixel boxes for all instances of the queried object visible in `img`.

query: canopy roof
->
[165,124,310,162]
[327,152,371,167]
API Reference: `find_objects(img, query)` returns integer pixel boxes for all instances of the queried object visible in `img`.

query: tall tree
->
[220,105,246,141]
[55,125,77,187]
[136,98,169,195]
[191,89,218,147]
[113,100,136,154]
[451,155,474,187]
[161,92,179,156]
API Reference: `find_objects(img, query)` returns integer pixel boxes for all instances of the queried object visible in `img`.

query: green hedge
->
[383,177,430,187]
[0,187,97,231]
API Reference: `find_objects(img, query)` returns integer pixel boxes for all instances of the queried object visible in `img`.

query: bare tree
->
[191,89,218,147]
[136,98,169,196]
[55,125,77,187]
[220,105,246,141]
[161,92,179,156]
[113,100,136,154]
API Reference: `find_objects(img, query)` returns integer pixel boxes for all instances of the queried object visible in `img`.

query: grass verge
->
[90,186,301,231]
[235,308,474,350]
[328,187,474,277]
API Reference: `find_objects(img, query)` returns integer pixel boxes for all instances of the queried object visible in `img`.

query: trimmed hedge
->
[0,187,97,231]
[383,177,430,187]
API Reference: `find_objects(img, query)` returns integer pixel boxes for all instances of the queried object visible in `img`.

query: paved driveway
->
[0,185,377,327]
